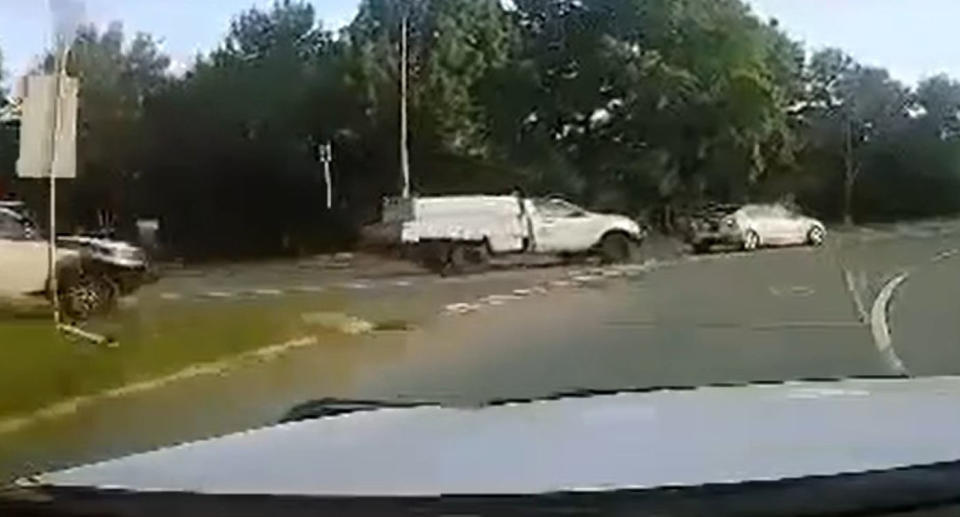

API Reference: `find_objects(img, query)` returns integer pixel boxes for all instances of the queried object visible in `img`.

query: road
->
[2,221,960,480]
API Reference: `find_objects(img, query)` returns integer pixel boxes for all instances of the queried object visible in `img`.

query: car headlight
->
[722,217,736,228]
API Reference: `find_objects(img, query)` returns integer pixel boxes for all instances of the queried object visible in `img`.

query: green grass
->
[0,294,350,419]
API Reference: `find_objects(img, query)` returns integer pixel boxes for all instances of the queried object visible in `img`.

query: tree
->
[8,0,958,259]
[804,49,909,223]
[482,0,804,226]
[0,47,5,100]
[343,0,516,193]
[915,75,960,140]
[38,22,172,233]
[142,0,345,257]
[0,48,20,199]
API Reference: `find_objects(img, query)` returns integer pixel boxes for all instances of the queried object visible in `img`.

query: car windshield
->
[533,197,584,217]
[740,204,792,218]
[3,0,960,513]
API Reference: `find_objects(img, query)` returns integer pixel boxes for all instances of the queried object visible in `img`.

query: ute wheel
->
[441,243,469,277]
[60,274,118,321]
[743,230,760,251]
[807,226,825,247]
[599,233,633,264]
[416,242,448,273]
[463,242,491,268]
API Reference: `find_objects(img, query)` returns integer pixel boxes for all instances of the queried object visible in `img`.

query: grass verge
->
[0,293,360,423]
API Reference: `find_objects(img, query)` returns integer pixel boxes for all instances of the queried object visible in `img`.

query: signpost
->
[16,67,76,324]
[318,142,333,210]
[15,1,81,324]
[400,14,411,199]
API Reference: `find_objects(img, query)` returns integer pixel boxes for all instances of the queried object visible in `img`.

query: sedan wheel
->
[743,230,760,251]
[807,226,825,246]
[598,233,633,264]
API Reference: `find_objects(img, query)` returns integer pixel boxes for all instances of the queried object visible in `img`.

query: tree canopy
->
[3,0,960,257]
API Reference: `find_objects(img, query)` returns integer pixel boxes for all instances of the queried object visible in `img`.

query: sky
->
[0,0,363,83]
[2,0,959,88]
[748,0,960,85]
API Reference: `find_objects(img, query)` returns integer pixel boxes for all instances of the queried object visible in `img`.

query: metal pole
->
[323,143,333,210]
[400,14,410,198]
[47,46,68,325]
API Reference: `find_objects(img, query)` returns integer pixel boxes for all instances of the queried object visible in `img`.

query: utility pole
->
[400,13,411,198]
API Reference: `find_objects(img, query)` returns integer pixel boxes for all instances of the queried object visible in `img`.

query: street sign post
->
[16,74,78,180]
[318,142,333,209]
[16,51,77,324]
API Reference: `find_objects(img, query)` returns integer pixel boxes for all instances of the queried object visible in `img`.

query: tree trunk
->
[843,174,854,226]
[842,118,856,226]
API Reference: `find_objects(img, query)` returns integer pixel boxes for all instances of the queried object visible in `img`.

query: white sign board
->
[16,74,78,179]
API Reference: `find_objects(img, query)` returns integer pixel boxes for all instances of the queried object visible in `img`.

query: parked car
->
[0,205,154,320]
[685,203,825,253]
[366,194,645,273]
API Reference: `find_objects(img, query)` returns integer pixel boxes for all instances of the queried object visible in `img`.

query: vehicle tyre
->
[60,274,117,321]
[807,226,825,247]
[599,232,633,264]
[464,241,491,266]
[416,242,447,273]
[692,241,711,254]
[441,243,469,276]
[742,230,760,251]
[94,277,120,315]
[462,241,491,273]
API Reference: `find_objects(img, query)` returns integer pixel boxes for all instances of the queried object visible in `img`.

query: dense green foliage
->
[0,49,16,196]
[3,0,960,257]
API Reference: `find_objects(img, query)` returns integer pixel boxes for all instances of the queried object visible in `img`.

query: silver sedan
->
[689,204,826,252]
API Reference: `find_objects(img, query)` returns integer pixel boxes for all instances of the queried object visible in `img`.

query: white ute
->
[372,195,644,273]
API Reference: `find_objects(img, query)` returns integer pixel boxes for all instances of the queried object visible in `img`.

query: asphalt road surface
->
[2,221,960,480]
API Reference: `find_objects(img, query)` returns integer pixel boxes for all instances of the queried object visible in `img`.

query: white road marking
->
[159,293,182,301]
[768,285,815,298]
[294,285,326,293]
[870,273,910,376]
[932,248,959,262]
[479,294,524,306]
[443,303,480,315]
[787,387,871,399]
[571,275,602,283]
[252,288,283,296]
[843,270,870,324]
[204,291,234,299]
